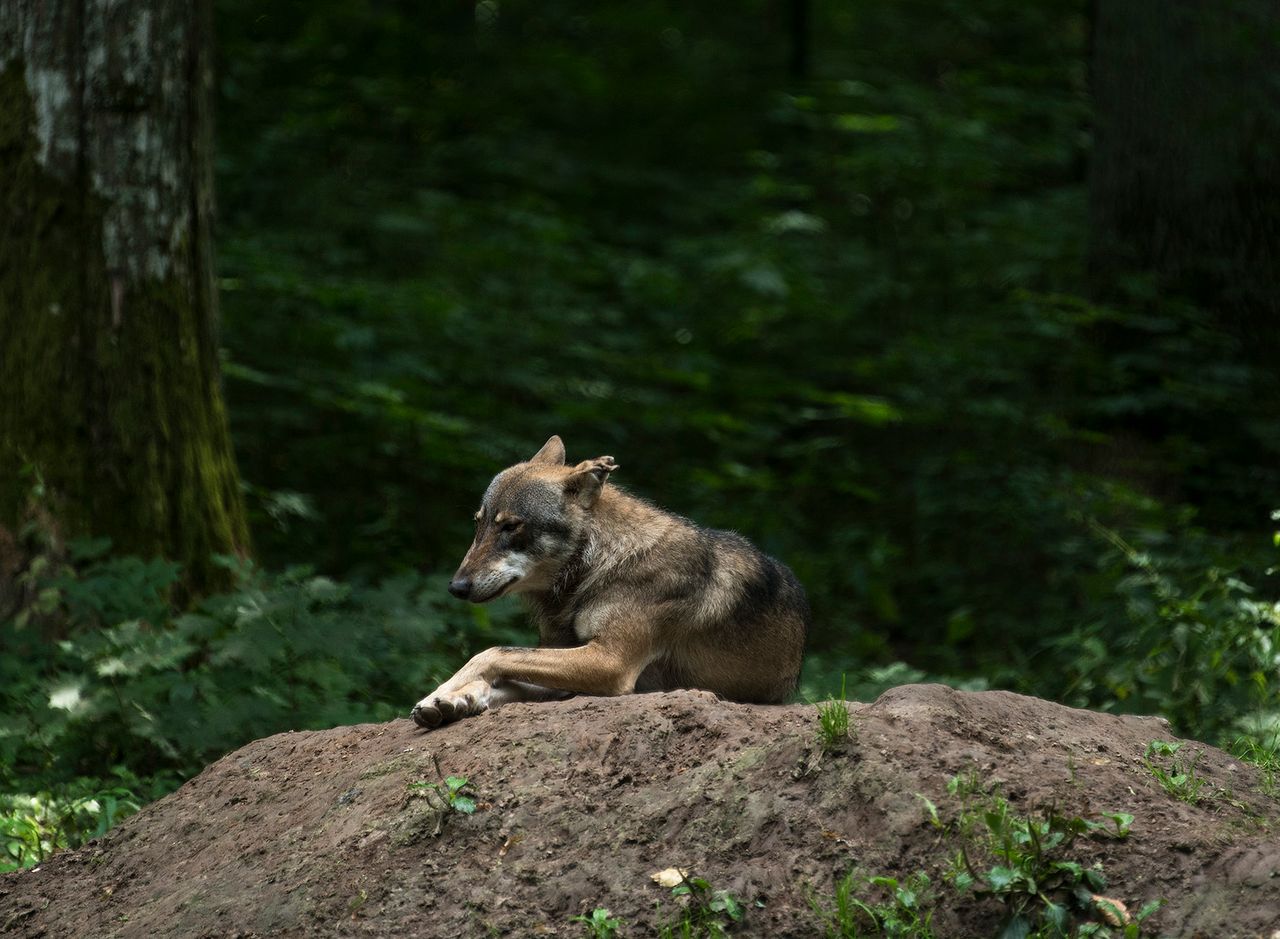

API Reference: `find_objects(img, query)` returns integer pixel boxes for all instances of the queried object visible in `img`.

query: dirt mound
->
[3,684,1279,938]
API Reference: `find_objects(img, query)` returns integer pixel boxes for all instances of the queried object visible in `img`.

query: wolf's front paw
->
[410,681,490,730]
[410,700,444,729]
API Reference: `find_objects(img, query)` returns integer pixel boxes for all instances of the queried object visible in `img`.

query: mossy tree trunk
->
[1088,0,1280,353]
[0,0,249,594]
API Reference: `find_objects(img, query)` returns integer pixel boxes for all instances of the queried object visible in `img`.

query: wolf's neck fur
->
[531,484,686,617]
[579,484,681,575]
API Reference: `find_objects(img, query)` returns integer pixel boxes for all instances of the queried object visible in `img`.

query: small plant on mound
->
[408,754,477,815]
[407,773,477,814]
[654,870,744,938]
[1143,741,1211,805]
[1232,731,1280,799]
[572,907,623,939]
[404,755,478,837]
[809,870,936,938]
[816,675,854,754]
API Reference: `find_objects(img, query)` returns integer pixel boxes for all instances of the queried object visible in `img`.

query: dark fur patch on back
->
[726,550,784,625]
[654,534,717,605]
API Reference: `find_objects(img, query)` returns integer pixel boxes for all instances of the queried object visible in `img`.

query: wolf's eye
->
[499,519,522,534]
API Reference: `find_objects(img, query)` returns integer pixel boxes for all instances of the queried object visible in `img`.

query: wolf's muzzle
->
[448,577,473,600]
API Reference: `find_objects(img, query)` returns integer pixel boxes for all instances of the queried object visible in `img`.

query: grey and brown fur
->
[410,435,809,729]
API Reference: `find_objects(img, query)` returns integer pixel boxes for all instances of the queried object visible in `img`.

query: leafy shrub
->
[0,540,527,863]
[0,778,141,873]
[916,774,1160,938]
[1049,516,1280,746]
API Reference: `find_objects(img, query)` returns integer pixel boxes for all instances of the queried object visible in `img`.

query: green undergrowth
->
[0,533,524,870]
[1231,732,1280,799]
[802,510,1280,772]
[810,871,936,938]
[815,772,1160,938]
[0,772,158,874]
[656,872,747,939]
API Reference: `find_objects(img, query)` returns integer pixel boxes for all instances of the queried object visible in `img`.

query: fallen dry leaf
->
[650,867,689,888]
[1092,894,1131,926]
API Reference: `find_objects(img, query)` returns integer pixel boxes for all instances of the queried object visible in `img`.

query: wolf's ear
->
[529,435,566,466]
[565,456,618,508]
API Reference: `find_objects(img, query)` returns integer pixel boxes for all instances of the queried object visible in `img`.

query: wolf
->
[410,435,809,730]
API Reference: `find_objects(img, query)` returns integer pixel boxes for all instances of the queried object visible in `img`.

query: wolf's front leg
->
[411,639,647,730]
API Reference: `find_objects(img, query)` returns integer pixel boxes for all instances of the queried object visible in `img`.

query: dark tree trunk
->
[788,0,810,81]
[1088,0,1280,353]
[0,0,249,593]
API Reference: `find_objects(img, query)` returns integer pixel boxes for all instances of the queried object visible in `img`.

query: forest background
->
[2,0,1278,870]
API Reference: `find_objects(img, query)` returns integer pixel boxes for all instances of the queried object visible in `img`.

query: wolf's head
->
[448,436,617,603]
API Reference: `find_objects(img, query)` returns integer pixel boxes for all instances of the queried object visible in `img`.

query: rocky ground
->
[3,684,1279,937]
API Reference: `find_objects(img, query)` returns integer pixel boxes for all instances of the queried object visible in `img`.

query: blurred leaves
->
[0,544,527,803]
[211,0,1278,703]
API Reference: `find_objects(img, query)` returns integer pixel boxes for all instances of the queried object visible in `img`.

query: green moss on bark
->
[0,61,249,595]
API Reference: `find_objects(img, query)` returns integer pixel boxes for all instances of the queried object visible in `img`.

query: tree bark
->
[0,0,248,593]
[788,0,810,81]
[1088,0,1280,352]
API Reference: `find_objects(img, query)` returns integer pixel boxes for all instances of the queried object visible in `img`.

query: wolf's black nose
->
[448,577,472,599]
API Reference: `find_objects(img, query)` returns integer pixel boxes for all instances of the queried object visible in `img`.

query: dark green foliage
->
[917,774,1161,938]
[209,0,1278,687]
[1051,520,1280,740]
[0,776,147,874]
[0,537,525,866]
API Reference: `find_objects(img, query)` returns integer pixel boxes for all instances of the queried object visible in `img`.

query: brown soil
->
[3,684,1279,938]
